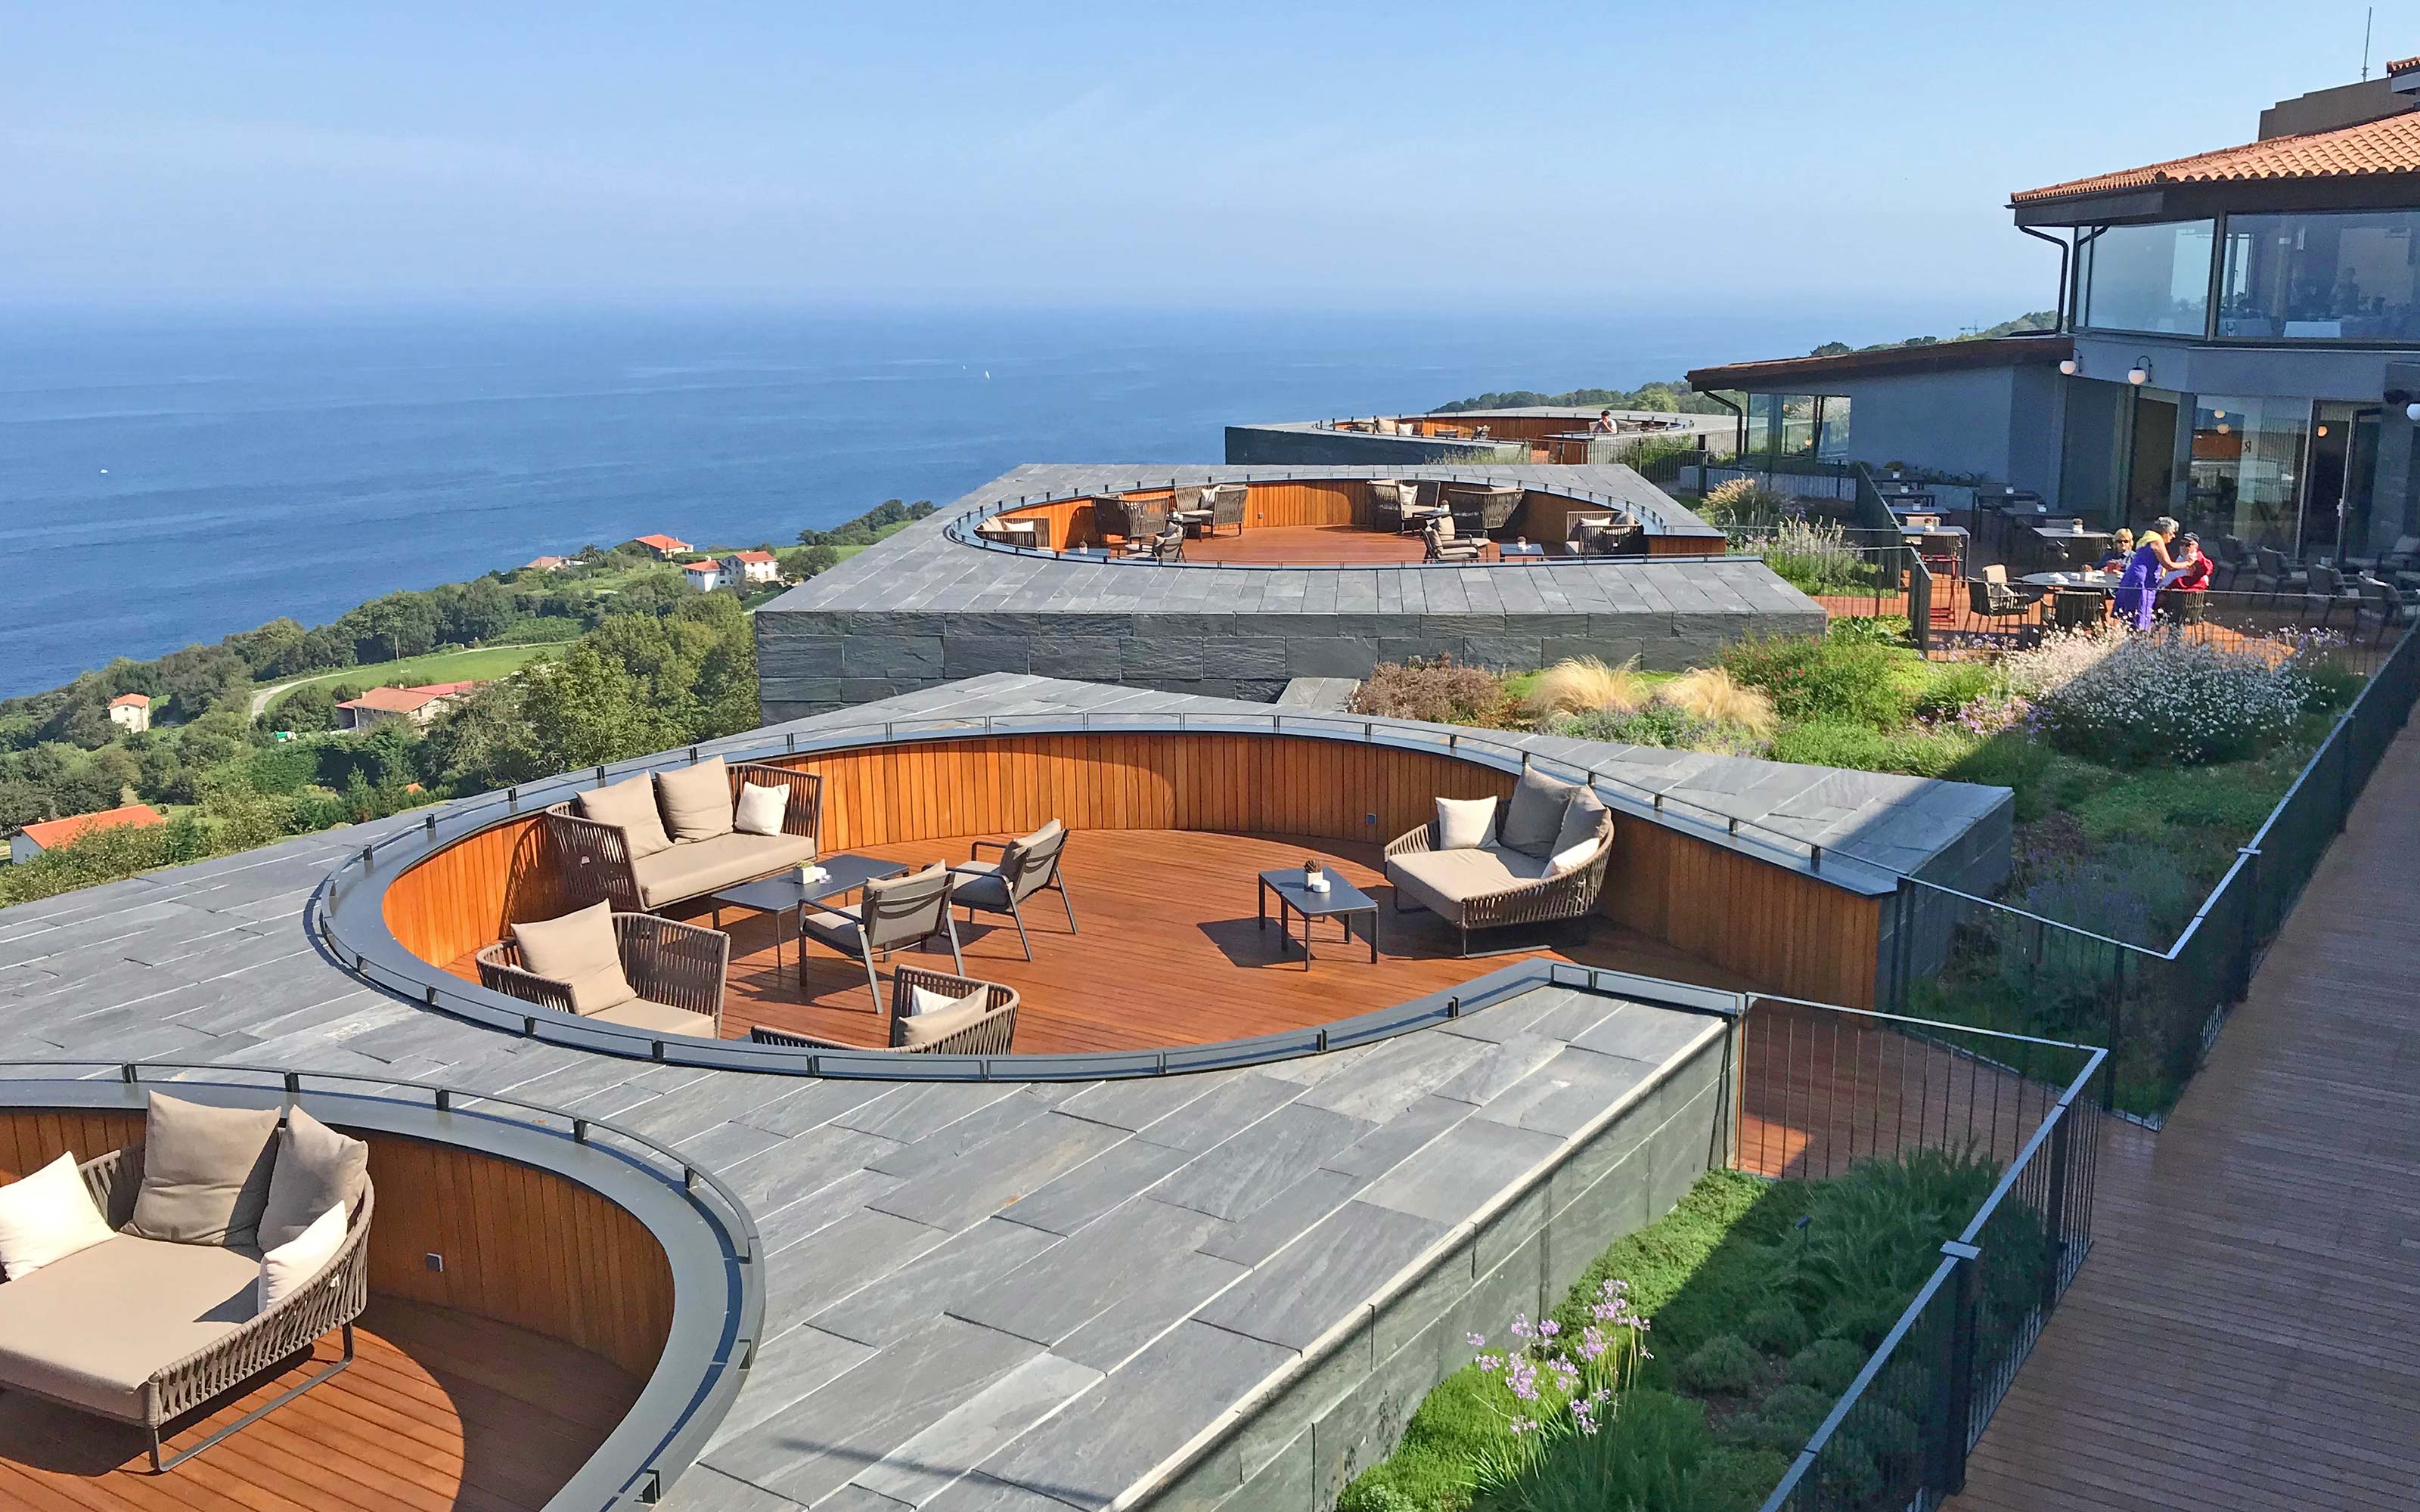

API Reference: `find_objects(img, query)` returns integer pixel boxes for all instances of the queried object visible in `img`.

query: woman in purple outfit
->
[2112,516,2187,631]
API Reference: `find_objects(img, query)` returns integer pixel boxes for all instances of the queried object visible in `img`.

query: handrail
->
[0,1058,762,1512]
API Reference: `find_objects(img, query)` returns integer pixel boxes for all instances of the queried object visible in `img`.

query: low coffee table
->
[710,854,908,990]
[1256,868,1378,969]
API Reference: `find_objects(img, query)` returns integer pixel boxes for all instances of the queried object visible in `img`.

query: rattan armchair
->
[1383,817,1615,957]
[477,912,728,1037]
[65,1146,374,1473]
[543,761,821,913]
[1207,483,1246,537]
[748,965,1020,1055]
[1423,518,1485,563]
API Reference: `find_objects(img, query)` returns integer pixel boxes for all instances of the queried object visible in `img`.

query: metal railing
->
[0,1059,762,1512]
[1745,1005,2107,1512]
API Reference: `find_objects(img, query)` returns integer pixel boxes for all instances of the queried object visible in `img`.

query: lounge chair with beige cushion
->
[948,820,1078,961]
[1385,768,1616,956]
[748,965,1020,1055]
[797,863,964,1010]
[0,1094,374,1472]
[543,755,822,912]
[477,900,729,1039]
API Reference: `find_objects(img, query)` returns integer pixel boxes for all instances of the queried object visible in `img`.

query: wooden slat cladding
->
[0,1112,673,1383]
[385,733,1885,1008]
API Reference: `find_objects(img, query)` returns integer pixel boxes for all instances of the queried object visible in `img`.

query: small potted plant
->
[1303,858,1329,894]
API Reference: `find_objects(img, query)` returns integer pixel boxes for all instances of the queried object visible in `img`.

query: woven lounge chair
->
[543,760,821,914]
[1385,775,1615,957]
[798,863,963,1011]
[948,820,1078,961]
[749,965,1020,1055]
[478,910,729,1038]
[1206,483,1246,537]
[0,1141,374,1473]
[1423,518,1485,563]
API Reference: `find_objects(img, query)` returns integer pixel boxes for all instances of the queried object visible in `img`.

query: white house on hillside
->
[107,692,150,733]
[721,550,779,585]
[681,560,724,591]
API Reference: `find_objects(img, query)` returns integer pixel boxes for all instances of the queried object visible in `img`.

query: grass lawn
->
[260,641,569,711]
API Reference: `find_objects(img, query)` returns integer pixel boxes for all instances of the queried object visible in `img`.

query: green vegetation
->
[1339,1153,2024,1512]
[262,641,572,718]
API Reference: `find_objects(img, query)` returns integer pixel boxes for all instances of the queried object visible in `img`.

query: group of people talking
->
[2096,518,2211,631]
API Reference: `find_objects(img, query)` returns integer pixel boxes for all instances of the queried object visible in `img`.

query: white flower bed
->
[2011,627,2313,766]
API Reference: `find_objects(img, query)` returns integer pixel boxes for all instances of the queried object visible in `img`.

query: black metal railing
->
[1745,1002,2106,1512]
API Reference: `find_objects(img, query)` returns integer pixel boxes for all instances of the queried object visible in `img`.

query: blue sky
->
[1,2,2398,327]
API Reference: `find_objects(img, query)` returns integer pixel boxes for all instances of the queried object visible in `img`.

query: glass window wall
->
[2081,221,2214,335]
[1815,395,1851,461]
[2218,210,2420,341]
[2183,395,2307,549]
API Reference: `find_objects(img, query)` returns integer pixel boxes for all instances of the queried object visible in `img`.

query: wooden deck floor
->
[0,1297,642,1512]
[1182,524,1526,566]
[451,829,1755,1055]
[1950,721,2420,1510]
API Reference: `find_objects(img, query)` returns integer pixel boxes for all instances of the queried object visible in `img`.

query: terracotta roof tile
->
[2390,54,2420,76]
[338,681,479,714]
[2014,108,2420,204]
[107,692,150,707]
[18,804,165,850]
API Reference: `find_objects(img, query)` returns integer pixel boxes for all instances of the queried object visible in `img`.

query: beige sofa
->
[1385,770,1616,956]
[0,1100,374,1472]
[544,756,822,912]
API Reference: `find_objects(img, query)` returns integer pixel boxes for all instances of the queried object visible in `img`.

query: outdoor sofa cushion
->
[257,1107,369,1252]
[907,982,988,1019]
[628,830,818,909]
[899,990,994,1049]
[0,1151,115,1281]
[579,773,675,859]
[1499,769,1581,857]
[1434,796,1497,850]
[1388,843,1553,922]
[511,900,638,1015]
[588,999,717,1037]
[656,757,735,843]
[0,1232,260,1418]
[1548,791,1612,876]
[734,782,790,836]
[127,1093,280,1249]
[258,1202,346,1312]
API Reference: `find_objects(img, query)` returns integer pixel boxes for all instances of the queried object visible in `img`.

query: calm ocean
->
[0,304,1867,698]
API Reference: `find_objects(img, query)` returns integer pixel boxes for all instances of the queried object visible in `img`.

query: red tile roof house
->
[720,550,780,585]
[630,534,693,559]
[681,560,725,591]
[337,681,483,732]
[106,692,150,733]
[10,803,165,865]
[520,555,572,572]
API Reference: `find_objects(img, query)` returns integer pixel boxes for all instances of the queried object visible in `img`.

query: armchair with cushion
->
[544,756,822,913]
[2252,545,2309,605]
[479,900,728,1039]
[948,819,1078,960]
[798,862,963,1010]
[1385,770,1615,956]
[1207,483,1247,537]
[0,1095,374,1473]
[1423,518,1485,563]
[749,965,1020,1055]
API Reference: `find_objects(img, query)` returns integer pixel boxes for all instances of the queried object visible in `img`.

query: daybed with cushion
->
[479,900,730,1038]
[0,1092,373,1472]
[1385,768,1615,956]
[544,755,822,912]
[749,965,1021,1055]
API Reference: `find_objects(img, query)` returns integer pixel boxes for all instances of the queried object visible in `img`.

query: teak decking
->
[446,829,1756,1055]
[1949,723,2420,1511]
[0,1298,641,1512]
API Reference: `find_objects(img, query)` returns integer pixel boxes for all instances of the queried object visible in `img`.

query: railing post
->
[1926,1241,1983,1497]
[2104,945,2125,1114]
[2037,1109,2073,1311]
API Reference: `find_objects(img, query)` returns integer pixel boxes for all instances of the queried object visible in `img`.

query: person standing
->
[2114,516,2188,630]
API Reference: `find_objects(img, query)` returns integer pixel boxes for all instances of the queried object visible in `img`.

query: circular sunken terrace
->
[951,469,1730,565]
[320,713,1907,1080]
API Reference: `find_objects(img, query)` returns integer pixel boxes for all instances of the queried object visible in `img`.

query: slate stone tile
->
[1194,1201,1450,1352]
[1291,1031,1484,1124]
[868,1086,1078,1180]
[754,1167,911,1259]
[914,1474,1075,1512]
[720,1123,906,1214]
[1355,1117,1565,1225]
[993,1137,1191,1237]
[1150,1101,1375,1223]
[1050,1247,1249,1374]
[947,1197,1227,1352]
[677,1118,789,1173]
[705,1315,1041,1507]
[732,1078,901,1138]
[655,1463,814,1511]
[975,1320,1295,1511]
[835,1082,1027,1144]
[850,1352,1103,1507]
[808,1216,1064,1349]
[1467,1046,1658,1139]
[760,1210,951,1334]
[1193,1167,1364,1269]
[705,1323,878,1452]
[868,1112,1129,1232]
[1125,1072,1304,1154]
[1053,1074,1223,1133]
[1318,1094,1470,1181]
[1567,1002,1725,1067]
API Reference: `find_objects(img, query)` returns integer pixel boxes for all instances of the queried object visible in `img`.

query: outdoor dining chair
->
[948,820,1078,960]
[798,863,963,1011]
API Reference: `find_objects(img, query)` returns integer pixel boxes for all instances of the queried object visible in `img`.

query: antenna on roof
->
[2362,5,2373,78]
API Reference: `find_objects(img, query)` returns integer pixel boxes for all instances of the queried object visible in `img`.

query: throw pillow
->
[128,1092,281,1248]
[1548,791,1610,876]
[656,757,734,843]
[1499,768,1581,857]
[578,772,674,860]
[510,900,638,1015]
[733,782,790,836]
[256,1107,369,1252]
[0,1151,115,1280]
[1434,796,1497,851]
[898,990,994,1049]
[906,983,987,1018]
[257,1203,346,1312]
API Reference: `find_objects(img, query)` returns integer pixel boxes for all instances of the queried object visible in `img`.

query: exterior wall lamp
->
[2409,401,2420,423]
[2127,358,2152,386]
[2058,358,2080,376]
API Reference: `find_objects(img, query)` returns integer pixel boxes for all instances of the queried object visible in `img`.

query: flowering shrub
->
[1347,656,1512,727]
[2014,627,2314,766]
[1469,1278,1653,1486]
[1553,704,1771,758]
[1697,476,1789,528]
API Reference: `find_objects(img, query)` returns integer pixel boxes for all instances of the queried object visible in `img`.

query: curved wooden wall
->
[0,1110,673,1381]
[383,733,1883,1008]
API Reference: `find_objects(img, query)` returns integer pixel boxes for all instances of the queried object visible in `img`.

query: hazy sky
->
[2,2,2399,322]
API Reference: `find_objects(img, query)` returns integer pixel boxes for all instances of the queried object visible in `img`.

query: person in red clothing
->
[2170,534,2212,591]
